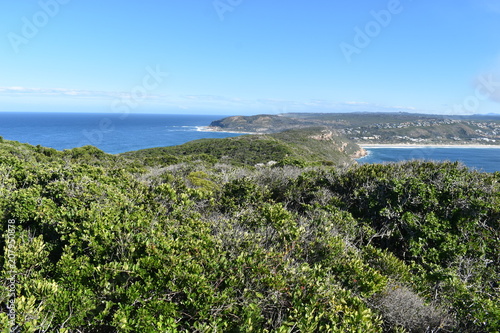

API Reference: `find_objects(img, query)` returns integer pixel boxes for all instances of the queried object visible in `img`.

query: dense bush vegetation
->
[121,128,359,168]
[0,138,499,332]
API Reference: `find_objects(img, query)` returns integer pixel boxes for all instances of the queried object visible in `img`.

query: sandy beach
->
[360,144,500,149]
[196,126,257,134]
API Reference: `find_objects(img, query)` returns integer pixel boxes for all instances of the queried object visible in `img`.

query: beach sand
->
[196,126,257,134]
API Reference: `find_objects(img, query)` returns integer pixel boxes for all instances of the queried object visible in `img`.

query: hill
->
[208,112,500,145]
[121,128,366,167]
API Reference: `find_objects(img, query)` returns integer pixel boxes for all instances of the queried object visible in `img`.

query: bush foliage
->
[0,138,499,332]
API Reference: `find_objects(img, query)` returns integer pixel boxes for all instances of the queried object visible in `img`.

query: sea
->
[0,112,244,154]
[0,112,499,173]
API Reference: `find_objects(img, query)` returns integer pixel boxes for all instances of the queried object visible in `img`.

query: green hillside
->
[121,128,364,167]
[0,138,499,332]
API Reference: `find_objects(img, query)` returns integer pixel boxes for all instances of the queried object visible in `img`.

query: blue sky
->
[1,0,500,115]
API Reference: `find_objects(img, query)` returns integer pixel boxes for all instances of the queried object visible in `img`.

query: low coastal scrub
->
[121,128,362,168]
[0,138,499,332]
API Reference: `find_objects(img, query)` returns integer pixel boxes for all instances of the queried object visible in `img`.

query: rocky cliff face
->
[351,147,368,159]
[306,129,367,159]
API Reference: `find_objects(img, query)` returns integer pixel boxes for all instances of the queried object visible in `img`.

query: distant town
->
[209,112,500,145]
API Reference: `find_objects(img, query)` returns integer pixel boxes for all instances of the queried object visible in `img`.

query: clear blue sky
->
[1,0,500,115]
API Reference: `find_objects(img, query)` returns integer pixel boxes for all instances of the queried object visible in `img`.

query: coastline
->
[196,126,257,135]
[360,144,500,149]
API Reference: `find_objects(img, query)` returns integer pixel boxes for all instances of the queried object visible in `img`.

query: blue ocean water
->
[1,112,499,172]
[359,147,500,173]
[0,112,244,154]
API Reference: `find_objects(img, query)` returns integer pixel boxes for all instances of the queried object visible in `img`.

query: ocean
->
[0,112,499,173]
[0,112,243,154]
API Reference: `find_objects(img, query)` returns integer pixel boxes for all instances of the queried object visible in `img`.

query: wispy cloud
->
[0,86,169,100]
[0,86,423,113]
[0,87,120,99]
[182,94,228,101]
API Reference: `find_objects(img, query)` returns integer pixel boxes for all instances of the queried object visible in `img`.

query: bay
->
[1,112,499,172]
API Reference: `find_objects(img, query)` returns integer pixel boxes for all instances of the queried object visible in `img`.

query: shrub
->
[371,284,453,332]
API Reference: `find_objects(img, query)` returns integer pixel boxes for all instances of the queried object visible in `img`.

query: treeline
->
[0,139,499,332]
